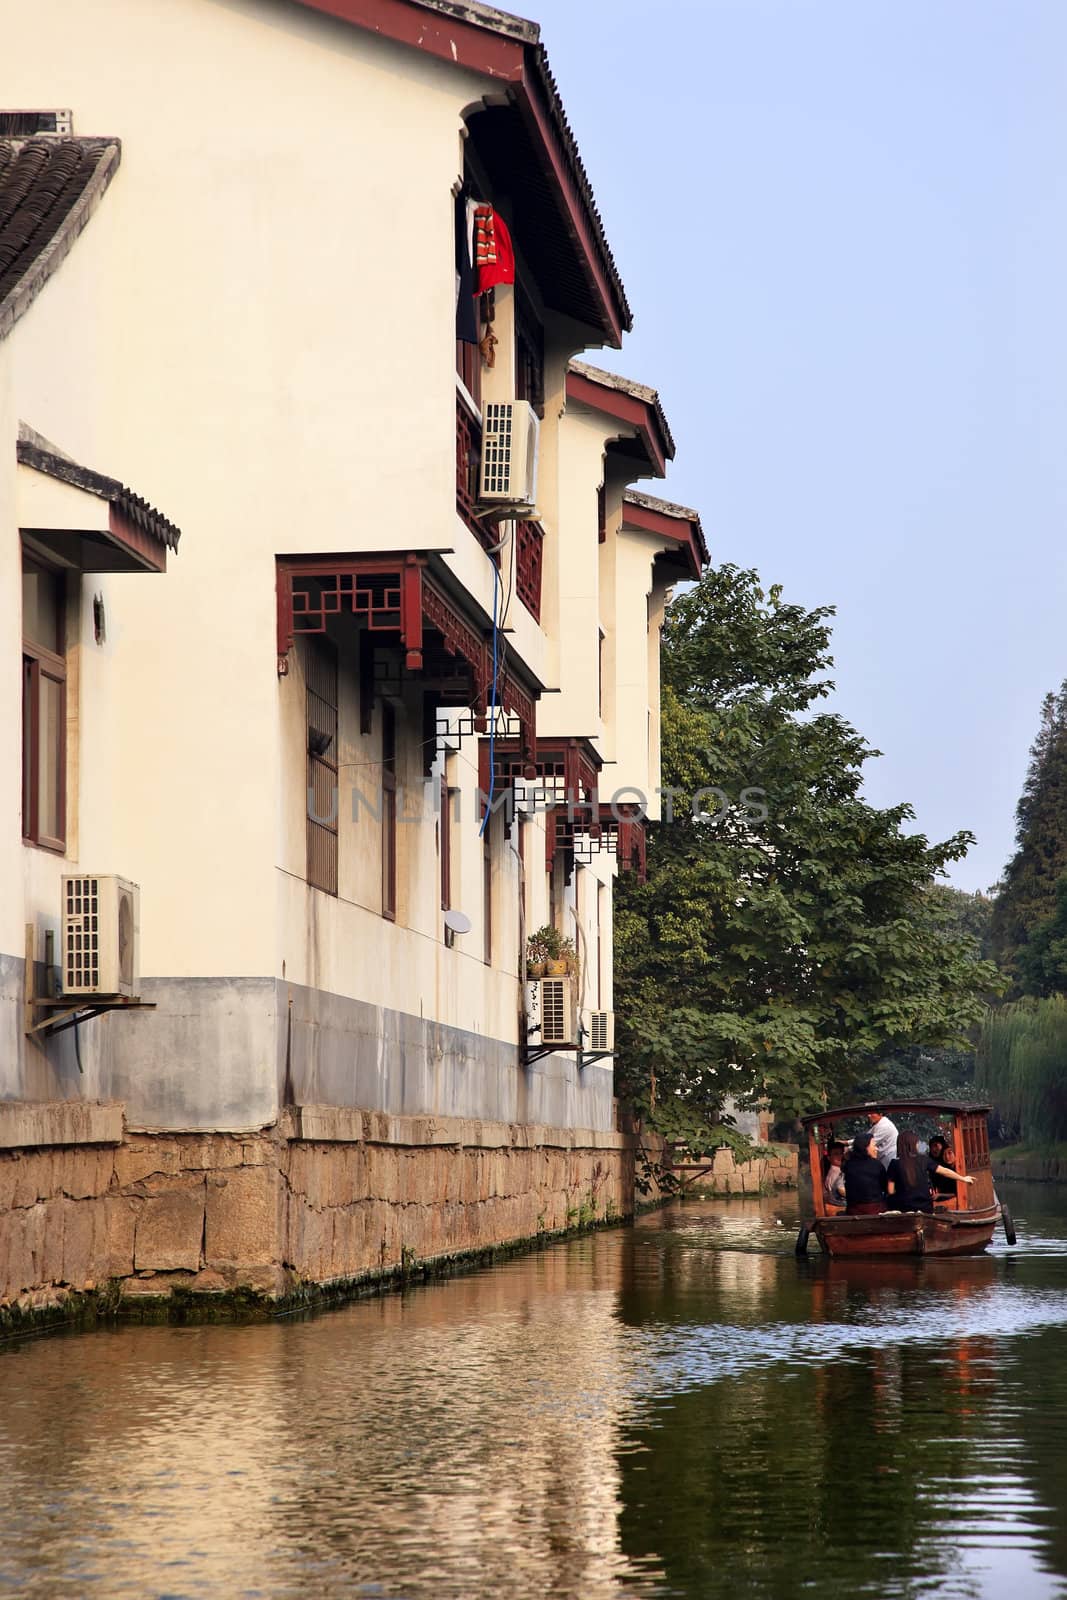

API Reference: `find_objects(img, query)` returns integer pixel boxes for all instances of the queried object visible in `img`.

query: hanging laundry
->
[455,191,479,344]
[473,204,515,293]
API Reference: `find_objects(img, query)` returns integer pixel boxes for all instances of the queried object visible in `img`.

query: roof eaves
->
[405,0,539,42]
[622,488,708,572]
[568,359,675,459]
[290,0,630,341]
[17,424,181,552]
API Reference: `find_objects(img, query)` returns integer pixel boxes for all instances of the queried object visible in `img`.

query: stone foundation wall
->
[675,1143,798,1197]
[0,1103,634,1324]
[991,1151,1067,1184]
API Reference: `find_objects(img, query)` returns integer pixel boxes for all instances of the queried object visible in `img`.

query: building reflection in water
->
[0,1233,664,1599]
[3,1199,1067,1599]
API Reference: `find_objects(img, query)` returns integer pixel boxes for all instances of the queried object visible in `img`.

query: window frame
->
[304,635,339,896]
[382,701,397,922]
[21,553,67,853]
[483,823,493,967]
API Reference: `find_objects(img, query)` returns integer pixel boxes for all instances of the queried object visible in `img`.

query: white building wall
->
[0,0,666,1133]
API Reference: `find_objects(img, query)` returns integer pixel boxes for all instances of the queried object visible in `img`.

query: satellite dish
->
[443,909,472,935]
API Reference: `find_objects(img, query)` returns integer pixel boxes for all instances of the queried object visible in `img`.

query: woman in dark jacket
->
[844,1132,888,1214]
[887,1130,974,1212]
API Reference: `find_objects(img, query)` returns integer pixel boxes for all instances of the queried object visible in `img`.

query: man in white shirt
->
[866,1107,898,1168]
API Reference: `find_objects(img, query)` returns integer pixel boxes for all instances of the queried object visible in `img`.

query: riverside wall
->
[991,1150,1067,1184]
[0,1102,638,1327]
[672,1144,799,1197]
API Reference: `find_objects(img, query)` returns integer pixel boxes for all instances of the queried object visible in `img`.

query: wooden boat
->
[795,1099,1016,1258]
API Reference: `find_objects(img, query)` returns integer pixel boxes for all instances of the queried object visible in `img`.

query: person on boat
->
[928,1134,959,1197]
[865,1107,898,1167]
[886,1130,974,1213]
[844,1132,888,1214]
[823,1141,847,1206]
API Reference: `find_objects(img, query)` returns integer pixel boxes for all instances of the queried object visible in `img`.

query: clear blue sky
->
[529,0,1067,893]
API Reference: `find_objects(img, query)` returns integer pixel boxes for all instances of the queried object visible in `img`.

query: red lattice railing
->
[515,519,543,621]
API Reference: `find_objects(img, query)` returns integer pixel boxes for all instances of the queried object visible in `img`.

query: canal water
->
[2,1184,1067,1600]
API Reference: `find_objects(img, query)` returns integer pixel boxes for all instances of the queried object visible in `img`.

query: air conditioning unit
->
[539,976,577,1047]
[479,400,539,506]
[62,875,140,997]
[586,1010,615,1053]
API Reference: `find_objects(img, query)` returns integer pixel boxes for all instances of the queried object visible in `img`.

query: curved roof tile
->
[0,136,120,340]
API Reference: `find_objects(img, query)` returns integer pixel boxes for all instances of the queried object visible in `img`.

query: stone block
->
[134,1185,204,1272]
[101,1196,136,1277]
[11,1151,52,1209]
[123,1273,195,1298]
[288,1198,331,1278]
[240,1264,289,1297]
[56,1146,114,1201]
[60,1199,95,1288]
[189,1267,233,1293]
[39,1198,68,1285]
[204,1165,280,1267]
[114,1140,182,1189]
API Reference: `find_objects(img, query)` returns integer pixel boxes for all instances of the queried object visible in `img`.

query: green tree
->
[990,683,1067,992]
[614,565,999,1147]
[1016,872,1067,998]
[977,995,1067,1143]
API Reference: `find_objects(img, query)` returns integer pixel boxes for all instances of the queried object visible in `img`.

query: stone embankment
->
[671,1143,798,1196]
[0,1101,641,1330]
[992,1148,1067,1183]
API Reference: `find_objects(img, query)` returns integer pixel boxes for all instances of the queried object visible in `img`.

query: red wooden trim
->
[107,504,168,572]
[565,370,668,477]
[294,0,524,82]
[402,552,423,669]
[517,74,623,345]
[620,498,703,580]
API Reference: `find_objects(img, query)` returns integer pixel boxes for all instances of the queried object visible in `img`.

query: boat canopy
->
[800,1099,992,1128]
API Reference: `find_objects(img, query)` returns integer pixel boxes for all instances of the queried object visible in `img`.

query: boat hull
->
[813,1207,998,1258]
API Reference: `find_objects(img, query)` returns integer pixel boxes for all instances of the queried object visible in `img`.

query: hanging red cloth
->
[473,204,515,293]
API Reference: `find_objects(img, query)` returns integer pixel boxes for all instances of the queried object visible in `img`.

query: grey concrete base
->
[0,959,614,1135]
[279,978,614,1132]
[0,1099,124,1149]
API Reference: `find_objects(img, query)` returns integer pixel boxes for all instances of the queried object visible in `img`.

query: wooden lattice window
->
[515,520,543,621]
[304,637,338,895]
[22,552,67,852]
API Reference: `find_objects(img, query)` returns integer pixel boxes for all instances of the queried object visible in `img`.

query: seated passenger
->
[823,1141,847,1206]
[887,1130,974,1212]
[928,1134,959,1196]
[844,1132,888,1215]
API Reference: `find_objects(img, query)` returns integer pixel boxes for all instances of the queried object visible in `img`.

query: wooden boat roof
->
[800,1099,992,1128]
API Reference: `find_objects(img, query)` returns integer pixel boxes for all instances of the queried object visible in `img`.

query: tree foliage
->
[614,565,999,1147]
[989,683,1067,992]
[977,996,1067,1143]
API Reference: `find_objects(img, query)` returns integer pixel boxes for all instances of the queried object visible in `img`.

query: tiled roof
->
[624,488,701,525]
[18,424,181,553]
[0,136,120,340]
[411,0,538,42]
[568,360,676,459]
[624,488,708,569]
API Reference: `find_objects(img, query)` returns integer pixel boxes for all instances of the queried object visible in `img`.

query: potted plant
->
[525,928,550,979]
[555,935,578,976]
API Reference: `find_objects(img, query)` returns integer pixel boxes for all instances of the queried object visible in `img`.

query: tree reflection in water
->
[1,1190,1067,1599]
